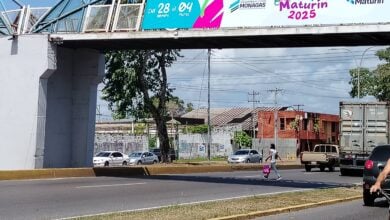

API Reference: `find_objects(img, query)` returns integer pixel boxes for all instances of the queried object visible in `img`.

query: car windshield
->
[95,152,110,157]
[129,152,142,157]
[234,150,249,155]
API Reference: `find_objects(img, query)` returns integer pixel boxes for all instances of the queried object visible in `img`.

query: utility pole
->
[207,48,211,161]
[268,88,283,149]
[96,105,102,122]
[293,104,304,157]
[248,91,261,144]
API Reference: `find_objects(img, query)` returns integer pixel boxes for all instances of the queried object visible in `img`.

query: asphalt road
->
[0,168,361,220]
[259,199,389,220]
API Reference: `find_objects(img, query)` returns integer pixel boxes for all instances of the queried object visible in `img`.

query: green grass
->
[71,187,361,220]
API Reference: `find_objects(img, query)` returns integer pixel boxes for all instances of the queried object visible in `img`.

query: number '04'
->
[179,2,193,13]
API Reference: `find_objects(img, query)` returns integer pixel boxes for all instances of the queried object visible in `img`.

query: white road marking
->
[57,188,314,220]
[76,182,146,189]
[241,175,262,178]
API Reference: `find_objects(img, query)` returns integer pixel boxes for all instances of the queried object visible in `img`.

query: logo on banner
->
[278,0,328,20]
[346,0,384,4]
[229,0,266,12]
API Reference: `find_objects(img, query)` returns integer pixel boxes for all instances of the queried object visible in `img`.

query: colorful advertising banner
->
[142,0,389,30]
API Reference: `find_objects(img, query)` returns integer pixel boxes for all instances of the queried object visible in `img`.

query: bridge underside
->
[50,24,390,50]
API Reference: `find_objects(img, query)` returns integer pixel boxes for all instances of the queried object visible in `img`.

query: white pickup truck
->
[300,144,340,172]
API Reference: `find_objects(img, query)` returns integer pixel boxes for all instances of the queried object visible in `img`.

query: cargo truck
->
[339,102,390,176]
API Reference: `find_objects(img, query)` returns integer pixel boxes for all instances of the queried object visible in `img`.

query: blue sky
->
[2,1,387,119]
[3,0,55,9]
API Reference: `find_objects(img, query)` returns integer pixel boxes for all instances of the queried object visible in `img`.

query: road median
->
[0,162,302,181]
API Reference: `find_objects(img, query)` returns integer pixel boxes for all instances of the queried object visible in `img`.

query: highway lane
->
[259,199,389,220]
[0,168,361,220]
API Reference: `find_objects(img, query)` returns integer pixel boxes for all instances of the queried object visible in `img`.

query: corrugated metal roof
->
[180,108,230,122]
[211,108,250,126]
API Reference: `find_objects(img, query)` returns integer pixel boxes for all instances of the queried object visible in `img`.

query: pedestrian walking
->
[264,144,283,180]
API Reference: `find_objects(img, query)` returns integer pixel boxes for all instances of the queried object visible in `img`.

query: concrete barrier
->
[0,164,304,180]
[0,168,95,180]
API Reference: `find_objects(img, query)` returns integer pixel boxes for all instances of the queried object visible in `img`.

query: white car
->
[128,151,159,165]
[227,149,262,164]
[93,151,129,167]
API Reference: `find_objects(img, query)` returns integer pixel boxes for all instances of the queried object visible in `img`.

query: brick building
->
[258,110,339,154]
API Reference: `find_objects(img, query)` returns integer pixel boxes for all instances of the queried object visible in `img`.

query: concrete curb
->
[208,195,362,220]
[0,168,95,181]
[0,164,303,181]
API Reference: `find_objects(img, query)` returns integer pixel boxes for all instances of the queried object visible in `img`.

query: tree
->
[187,124,208,134]
[103,49,181,162]
[233,131,252,148]
[349,47,390,101]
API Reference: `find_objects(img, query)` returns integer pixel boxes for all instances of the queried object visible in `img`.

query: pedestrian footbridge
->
[0,0,389,170]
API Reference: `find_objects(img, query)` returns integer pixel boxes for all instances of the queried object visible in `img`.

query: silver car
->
[228,149,262,164]
[128,151,159,165]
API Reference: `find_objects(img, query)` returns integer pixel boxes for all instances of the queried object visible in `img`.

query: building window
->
[303,119,308,130]
[280,118,285,130]
[331,122,337,132]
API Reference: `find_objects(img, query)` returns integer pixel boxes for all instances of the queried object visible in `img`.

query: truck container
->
[339,101,389,175]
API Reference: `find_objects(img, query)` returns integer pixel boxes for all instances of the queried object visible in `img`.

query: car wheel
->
[137,161,142,165]
[305,165,311,172]
[246,159,250,163]
[104,161,109,167]
[363,188,376,206]
[153,160,158,164]
[319,166,325,172]
[340,168,349,176]
[328,166,335,172]
[122,161,127,166]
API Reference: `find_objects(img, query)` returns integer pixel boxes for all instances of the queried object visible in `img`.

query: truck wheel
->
[305,165,311,172]
[328,166,335,172]
[363,189,375,206]
[319,166,325,172]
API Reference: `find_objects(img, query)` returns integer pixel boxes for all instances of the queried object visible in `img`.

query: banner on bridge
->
[142,0,388,30]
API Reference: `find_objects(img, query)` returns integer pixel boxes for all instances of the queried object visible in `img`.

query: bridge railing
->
[1,7,24,35]
[0,6,50,36]
[2,0,146,35]
[22,7,50,34]
[111,2,144,32]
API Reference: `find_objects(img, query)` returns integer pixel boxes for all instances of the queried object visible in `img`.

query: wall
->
[178,133,233,159]
[0,35,55,170]
[94,133,148,155]
[254,138,298,160]
[0,35,104,170]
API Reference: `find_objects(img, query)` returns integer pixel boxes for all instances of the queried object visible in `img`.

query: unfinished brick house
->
[258,110,339,156]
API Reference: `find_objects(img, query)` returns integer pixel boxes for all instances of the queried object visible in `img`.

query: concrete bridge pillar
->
[0,35,104,170]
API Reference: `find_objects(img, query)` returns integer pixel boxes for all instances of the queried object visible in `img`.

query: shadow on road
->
[127,174,356,189]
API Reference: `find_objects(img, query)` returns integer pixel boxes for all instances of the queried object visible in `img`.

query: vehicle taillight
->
[365,160,374,170]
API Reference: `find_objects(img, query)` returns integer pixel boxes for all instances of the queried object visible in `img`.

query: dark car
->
[363,145,390,206]
[151,148,176,162]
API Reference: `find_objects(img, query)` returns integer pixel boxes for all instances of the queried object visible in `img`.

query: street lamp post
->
[330,47,375,99]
